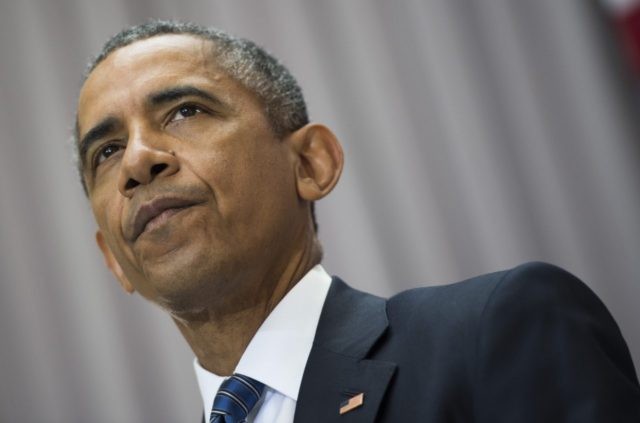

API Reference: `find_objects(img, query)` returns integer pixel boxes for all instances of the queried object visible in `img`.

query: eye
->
[95,143,123,167]
[170,104,205,122]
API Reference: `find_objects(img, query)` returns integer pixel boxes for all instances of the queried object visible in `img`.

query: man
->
[76,20,640,422]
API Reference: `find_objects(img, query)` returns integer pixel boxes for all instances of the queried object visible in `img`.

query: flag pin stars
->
[339,392,364,415]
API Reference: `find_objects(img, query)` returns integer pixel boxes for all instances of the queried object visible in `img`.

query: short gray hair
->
[84,19,308,137]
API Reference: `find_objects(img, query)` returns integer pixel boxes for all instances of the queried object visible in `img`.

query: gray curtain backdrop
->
[1,1,638,422]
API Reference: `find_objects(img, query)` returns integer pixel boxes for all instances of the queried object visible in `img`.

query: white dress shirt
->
[194,264,332,422]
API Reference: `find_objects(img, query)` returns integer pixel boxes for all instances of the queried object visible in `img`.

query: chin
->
[139,249,234,313]
[145,272,212,315]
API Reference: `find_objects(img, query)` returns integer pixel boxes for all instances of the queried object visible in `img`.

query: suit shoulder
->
[478,261,631,351]
[477,262,637,383]
[386,261,597,329]
[483,261,605,316]
[473,263,640,415]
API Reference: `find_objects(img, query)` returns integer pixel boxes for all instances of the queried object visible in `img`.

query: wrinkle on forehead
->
[108,34,216,68]
[77,34,225,135]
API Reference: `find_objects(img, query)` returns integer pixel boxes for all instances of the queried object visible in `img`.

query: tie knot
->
[210,374,266,423]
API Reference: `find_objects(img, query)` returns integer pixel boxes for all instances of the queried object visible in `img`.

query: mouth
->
[130,197,201,241]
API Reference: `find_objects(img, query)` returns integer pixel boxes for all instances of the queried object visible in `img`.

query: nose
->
[117,129,179,197]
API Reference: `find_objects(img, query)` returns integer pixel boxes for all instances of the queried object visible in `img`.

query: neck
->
[173,232,322,376]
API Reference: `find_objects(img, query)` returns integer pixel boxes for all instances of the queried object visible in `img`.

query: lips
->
[128,196,200,241]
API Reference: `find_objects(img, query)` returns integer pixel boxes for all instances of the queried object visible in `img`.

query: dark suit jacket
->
[293,262,640,422]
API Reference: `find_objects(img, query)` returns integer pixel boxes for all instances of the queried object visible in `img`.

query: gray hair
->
[83,19,308,138]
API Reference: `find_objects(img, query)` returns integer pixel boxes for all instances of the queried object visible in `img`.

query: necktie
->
[209,374,266,423]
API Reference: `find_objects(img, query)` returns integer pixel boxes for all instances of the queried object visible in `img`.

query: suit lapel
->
[294,278,397,423]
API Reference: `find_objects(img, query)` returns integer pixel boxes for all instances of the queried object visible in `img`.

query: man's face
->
[77,35,306,312]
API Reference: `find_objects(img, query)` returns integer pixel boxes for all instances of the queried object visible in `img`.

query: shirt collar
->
[194,264,332,413]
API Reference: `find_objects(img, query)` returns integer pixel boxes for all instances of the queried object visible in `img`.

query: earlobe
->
[290,123,344,201]
[95,231,135,294]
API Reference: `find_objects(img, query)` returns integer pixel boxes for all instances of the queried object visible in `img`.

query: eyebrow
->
[148,85,226,109]
[78,86,226,168]
[78,116,119,167]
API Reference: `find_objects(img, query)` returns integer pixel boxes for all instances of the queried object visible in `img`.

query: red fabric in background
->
[616,5,640,73]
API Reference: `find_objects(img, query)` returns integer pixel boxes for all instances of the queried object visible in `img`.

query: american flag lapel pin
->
[339,392,364,415]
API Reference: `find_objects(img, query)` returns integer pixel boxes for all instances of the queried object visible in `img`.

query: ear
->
[289,123,344,201]
[95,230,135,294]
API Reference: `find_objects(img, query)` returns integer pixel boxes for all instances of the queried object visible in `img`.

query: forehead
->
[77,34,225,133]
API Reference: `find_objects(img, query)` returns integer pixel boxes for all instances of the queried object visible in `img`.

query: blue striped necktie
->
[209,374,266,423]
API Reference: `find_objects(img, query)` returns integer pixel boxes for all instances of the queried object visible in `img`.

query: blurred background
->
[1,0,639,421]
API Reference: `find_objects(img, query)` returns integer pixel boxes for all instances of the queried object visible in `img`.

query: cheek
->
[91,197,112,233]
[94,201,147,280]
[90,194,128,255]
[190,141,295,225]
[91,161,121,192]
[225,145,288,194]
